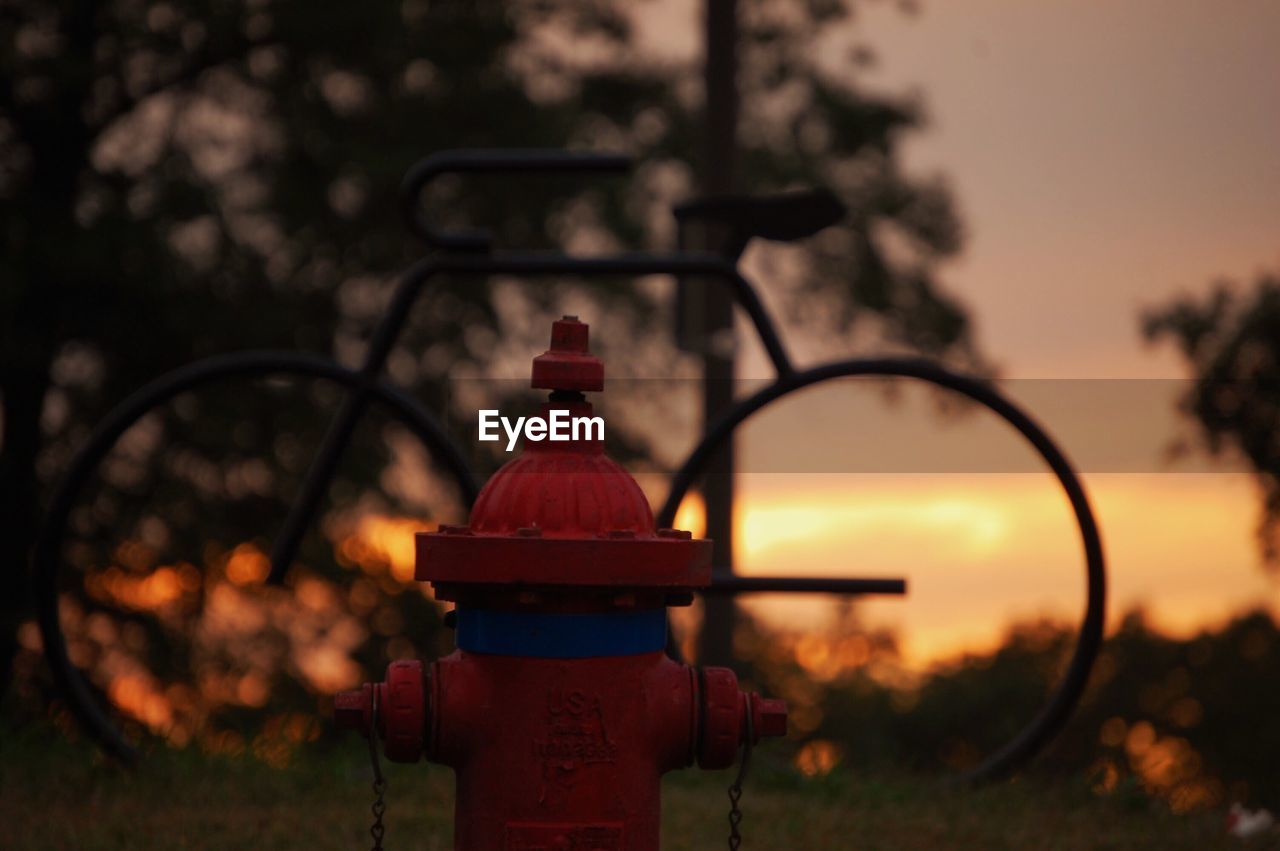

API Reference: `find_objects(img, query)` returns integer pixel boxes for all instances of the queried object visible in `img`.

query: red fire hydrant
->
[335,316,786,849]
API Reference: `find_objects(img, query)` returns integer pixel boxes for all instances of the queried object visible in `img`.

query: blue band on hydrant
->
[455,608,667,657]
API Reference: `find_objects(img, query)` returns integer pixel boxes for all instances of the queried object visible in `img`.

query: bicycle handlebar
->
[399,149,633,252]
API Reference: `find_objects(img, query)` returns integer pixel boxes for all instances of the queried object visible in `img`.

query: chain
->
[367,689,387,851]
[727,703,753,850]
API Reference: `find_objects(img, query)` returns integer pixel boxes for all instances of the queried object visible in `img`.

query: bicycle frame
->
[268,151,911,602]
[37,148,1104,783]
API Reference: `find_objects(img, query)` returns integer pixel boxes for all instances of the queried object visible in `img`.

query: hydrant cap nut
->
[531,316,604,392]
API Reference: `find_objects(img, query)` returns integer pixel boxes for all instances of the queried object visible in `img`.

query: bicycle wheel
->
[657,357,1106,783]
[34,351,479,762]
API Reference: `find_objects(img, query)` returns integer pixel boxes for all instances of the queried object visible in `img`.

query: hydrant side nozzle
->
[380,659,428,763]
[333,662,429,763]
[334,683,373,735]
[696,667,737,769]
[697,667,789,769]
[750,693,788,741]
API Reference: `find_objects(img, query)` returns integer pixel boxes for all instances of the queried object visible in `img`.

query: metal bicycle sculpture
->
[34,149,1106,783]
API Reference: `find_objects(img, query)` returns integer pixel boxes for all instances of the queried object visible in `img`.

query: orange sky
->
[700,473,1278,665]
[634,0,1280,664]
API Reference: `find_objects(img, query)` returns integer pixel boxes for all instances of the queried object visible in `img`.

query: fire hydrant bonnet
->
[417,317,712,594]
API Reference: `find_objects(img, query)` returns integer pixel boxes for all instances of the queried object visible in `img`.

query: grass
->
[1,728,1276,850]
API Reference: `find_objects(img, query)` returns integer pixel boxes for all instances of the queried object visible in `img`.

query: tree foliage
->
[2,0,977,742]
[745,608,1280,809]
[1143,272,1280,569]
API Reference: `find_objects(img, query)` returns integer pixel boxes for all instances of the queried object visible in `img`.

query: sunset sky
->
[644,0,1280,663]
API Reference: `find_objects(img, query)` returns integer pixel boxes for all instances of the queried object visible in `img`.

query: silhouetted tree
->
[1144,272,1280,570]
[1,0,976,738]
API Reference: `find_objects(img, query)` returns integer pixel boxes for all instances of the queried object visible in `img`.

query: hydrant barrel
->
[334,317,787,849]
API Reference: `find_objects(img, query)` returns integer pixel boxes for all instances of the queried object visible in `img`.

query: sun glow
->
[738,497,1010,563]
[336,514,435,582]
[695,473,1278,666]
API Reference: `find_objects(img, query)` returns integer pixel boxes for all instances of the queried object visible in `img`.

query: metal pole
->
[698,0,739,667]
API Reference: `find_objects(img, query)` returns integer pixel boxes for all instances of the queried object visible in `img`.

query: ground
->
[1,729,1276,850]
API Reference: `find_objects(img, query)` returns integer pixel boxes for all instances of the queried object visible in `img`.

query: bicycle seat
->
[673,188,846,243]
